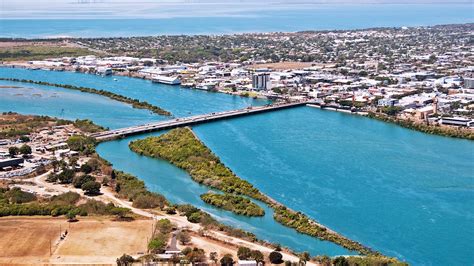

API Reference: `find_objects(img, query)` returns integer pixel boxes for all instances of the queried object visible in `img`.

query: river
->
[1,68,473,265]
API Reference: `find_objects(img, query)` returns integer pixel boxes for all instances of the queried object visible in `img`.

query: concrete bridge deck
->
[91,101,310,141]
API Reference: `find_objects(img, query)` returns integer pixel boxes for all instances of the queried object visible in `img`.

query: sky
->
[1,0,472,19]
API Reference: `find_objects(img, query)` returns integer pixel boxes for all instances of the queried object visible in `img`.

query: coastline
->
[307,104,473,141]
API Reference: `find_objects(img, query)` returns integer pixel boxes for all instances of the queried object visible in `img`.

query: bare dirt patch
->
[0,216,153,264]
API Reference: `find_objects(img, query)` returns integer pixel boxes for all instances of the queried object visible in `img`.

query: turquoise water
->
[1,4,473,38]
[193,108,474,265]
[96,132,353,257]
[0,67,267,118]
[0,81,161,129]
[1,68,473,265]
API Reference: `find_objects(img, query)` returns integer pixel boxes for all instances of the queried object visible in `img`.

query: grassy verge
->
[128,127,397,258]
[0,78,172,116]
[200,192,265,217]
[0,45,94,61]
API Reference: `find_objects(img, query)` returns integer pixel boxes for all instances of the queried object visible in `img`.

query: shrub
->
[73,174,95,188]
[4,187,36,204]
[81,181,101,195]
[269,251,283,264]
[177,230,191,245]
[116,254,135,266]
[237,246,252,260]
[132,193,167,209]
[148,233,168,253]
[50,192,80,205]
[187,212,202,223]
[220,254,234,266]
[156,219,173,234]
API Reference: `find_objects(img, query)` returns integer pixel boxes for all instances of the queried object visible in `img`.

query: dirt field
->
[0,216,153,264]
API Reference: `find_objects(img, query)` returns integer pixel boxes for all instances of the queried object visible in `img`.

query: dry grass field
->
[0,216,153,264]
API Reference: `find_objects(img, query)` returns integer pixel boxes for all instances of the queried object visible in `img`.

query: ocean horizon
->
[1,3,473,38]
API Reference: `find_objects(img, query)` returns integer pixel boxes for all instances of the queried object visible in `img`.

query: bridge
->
[91,101,310,141]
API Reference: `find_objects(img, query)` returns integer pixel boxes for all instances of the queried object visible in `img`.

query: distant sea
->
[1,4,473,38]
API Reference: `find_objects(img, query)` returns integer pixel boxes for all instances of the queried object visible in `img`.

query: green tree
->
[73,174,95,188]
[156,219,173,234]
[111,207,131,219]
[148,233,167,253]
[250,250,264,262]
[116,254,135,266]
[66,209,78,222]
[269,251,283,264]
[8,146,19,157]
[81,181,101,195]
[58,168,75,184]
[220,254,234,266]
[188,212,202,223]
[333,256,349,266]
[66,135,96,155]
[19,135,30,142]
[237,246,252,260]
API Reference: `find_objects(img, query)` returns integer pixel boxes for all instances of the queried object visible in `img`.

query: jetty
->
[91,101,310,141]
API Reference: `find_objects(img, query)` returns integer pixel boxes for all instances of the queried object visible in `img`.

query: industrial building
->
[0,158,24,170]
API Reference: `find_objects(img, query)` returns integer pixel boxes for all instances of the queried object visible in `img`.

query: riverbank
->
[0,64,267,101]
[128,127,404,262]
[0,77,172,116]
[367,112,474,140]
[308,103,473,141]
[200,192,265,217]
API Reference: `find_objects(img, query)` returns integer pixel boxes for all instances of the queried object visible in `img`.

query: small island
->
[200,192,265,217]
[129,127,386,257]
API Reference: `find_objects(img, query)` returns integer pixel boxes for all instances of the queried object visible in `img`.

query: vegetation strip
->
[367,112,474,140]
[129,127,390,257]
[0,78,172,116]
[0,45,95,61]
[200,192,265,217]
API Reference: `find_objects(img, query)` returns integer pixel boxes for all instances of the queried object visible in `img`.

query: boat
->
[152,75,181,85]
